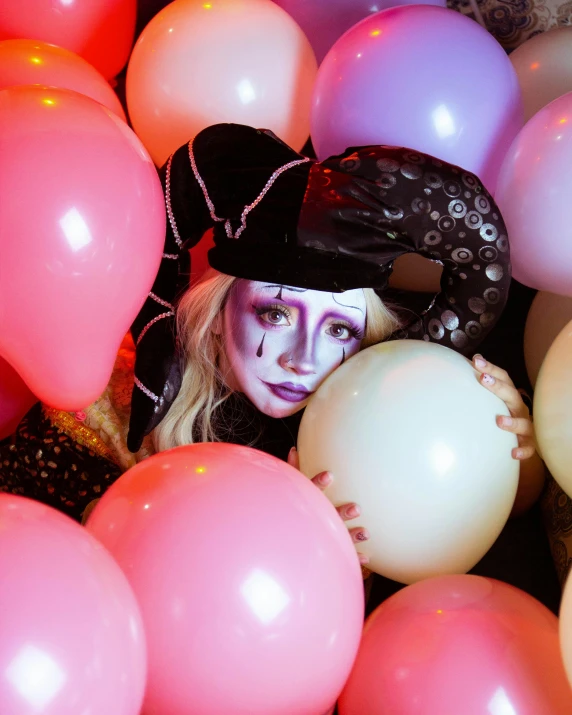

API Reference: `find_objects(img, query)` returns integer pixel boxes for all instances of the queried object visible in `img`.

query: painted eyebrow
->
[256,284,365,314]
[332,293,364,314]
[256,296,365,327]
[257,284,308,294]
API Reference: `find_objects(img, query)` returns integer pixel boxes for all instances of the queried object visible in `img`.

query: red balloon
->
[0,494,146,715]
[87,443,364,715]
[189,228,215,285]
[0,39,126,120]
[0,356,36,440]
[339,575,572,715]
[0,0,136,80]
[0,86,165,410]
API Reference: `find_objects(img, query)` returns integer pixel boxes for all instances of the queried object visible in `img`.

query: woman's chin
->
[253,397,308,419]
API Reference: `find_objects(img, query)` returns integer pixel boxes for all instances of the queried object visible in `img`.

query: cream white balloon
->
[298,340,519,584]
[534,319,572,498]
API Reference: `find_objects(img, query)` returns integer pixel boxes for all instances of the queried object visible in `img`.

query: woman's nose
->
[280,337,316,375]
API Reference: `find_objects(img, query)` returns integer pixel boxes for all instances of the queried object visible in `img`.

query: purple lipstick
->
[262,381,313,403]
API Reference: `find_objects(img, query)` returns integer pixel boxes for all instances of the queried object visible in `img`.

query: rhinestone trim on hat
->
[421,295,437,316]
[188,139,310,240]
[136,311,175,346]
[165,154,183,249]
[134,155,182,403]
[134,376,159,403]
[149,292,175,311]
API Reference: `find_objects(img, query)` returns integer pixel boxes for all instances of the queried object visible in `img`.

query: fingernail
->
[345,504,361,519]
[318,472,332,487]
[475,358,486,369]
[355,528,370,542]
[482,373,495,385]
[289,447,296,455]
[501,416,513,426]
[359,554,370,566]
[514,448,524,459]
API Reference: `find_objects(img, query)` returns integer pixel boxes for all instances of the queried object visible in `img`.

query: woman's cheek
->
[231,314,262,357]
[314,341,347,380]
[260,328,291,364]
[347,338,362,358]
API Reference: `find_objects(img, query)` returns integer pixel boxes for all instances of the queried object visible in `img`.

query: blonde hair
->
[152,270,400,452]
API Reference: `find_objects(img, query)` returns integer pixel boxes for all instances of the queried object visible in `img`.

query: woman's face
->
[220,280,367,418]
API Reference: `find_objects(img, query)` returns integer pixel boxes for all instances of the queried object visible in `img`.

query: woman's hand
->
[472,355,546,515]
[288,447,370,567]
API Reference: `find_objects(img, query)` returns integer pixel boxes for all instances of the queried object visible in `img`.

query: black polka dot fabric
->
[0,404,122,523]
[312,146,511,355]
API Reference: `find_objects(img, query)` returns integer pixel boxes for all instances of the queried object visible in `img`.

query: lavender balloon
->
[311,6,523,194]
[272,0,445,65]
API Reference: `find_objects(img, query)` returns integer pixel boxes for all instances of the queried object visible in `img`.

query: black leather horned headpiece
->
[128,123,511,451]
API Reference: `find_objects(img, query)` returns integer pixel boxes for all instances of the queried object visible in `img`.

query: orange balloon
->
[0,0,136,80]
[534,319,572,498]
[524,291,572,387]
[0,39,125,120]
[388,253,442,293]
[511,27,572,122]
[126,0,317,166]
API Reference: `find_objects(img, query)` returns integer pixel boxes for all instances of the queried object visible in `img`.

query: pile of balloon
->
[3,0,572,713]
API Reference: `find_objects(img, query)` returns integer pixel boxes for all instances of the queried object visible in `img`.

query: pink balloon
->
[273,0,446,64]
[496,92,572,295]
[0,356,36,440]
[339,575,572,715]
[0,494,146,715]
[0,0,136,80]
[0,39,125,120]
[0,86,165,411]
[87,443,364,715]
[311,6,523,193]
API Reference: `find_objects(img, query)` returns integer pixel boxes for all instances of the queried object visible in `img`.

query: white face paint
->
[220,280,367,418]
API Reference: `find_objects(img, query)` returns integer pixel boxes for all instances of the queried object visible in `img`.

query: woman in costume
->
[0,124,544,570]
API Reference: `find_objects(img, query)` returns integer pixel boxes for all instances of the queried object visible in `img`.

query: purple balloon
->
[272,0,446,64]
[311,6,523,194]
